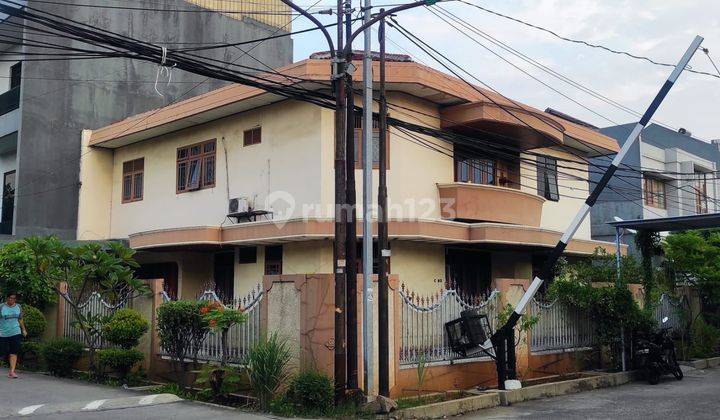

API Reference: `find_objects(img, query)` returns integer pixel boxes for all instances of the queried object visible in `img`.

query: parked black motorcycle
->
[634,317,683,384]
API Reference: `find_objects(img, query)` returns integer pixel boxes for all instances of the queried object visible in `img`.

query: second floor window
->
[695,171,708,214]
[177,139,216,193]
[643,175,666,209]
[122,158,144,203]
[537,156,559,201]
[243,127,262,146]
[456,157,495,185]
[354,115,389,169]
[9,63,21,89]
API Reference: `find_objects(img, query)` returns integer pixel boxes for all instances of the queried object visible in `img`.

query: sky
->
[290,0,720,141]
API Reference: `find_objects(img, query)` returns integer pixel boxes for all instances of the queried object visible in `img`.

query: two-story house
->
[0,0,292,239]
[76,54,622,301]
[591,123,720,253]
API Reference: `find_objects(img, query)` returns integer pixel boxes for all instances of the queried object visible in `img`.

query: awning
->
[607,213,720,232]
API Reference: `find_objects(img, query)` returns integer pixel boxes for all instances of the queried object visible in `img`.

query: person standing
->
[1,292,27,378]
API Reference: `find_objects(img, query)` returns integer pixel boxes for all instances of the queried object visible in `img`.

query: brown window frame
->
[695,171,708,214]
[121,158,144,203]
[243,127,262,146]
[643,175,666,209]
[353,115,390,169]
[176,139,216,194]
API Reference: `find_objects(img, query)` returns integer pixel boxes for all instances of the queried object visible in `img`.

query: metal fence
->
[399,285,500,366]
[653,293,688,333]
[63,292,127,349]
[159,284,264,365]
[529,299,595,353]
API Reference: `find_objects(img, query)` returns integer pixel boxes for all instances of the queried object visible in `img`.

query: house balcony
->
[437,182,545,227]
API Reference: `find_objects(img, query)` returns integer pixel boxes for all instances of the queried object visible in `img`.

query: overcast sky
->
[291,0,720,141]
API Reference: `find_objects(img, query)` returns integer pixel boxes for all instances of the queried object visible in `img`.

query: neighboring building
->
[591,123,720,253]
[0,0,293,238]
[77,55,622,301]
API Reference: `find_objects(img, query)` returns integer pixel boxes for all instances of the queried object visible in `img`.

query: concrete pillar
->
[494,278,531,378]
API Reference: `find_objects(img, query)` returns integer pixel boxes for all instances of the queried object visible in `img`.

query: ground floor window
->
[265,245,283,275]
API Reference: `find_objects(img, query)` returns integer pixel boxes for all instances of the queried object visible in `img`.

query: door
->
[214,251,235,301]
[1,170,15,235]
[136,262,179,299]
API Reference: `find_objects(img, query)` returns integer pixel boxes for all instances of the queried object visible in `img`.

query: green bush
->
[41,338,83,377]
[283,370,334,416]
[690,317,720,358]
[21,305,47,339]
[102,308,149,349]
[156,300,209,388]
[19,341,43,370]
[98,348,144,381]
[246,332,292,411]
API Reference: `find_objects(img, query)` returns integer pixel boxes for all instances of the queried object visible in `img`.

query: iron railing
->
[159,284,264,365]
[63,292,127,349]
[529,299,595,353]
[653,293,688,333]
[399,285,500,366]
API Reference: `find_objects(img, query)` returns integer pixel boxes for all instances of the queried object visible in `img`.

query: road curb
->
[680,356,720,370]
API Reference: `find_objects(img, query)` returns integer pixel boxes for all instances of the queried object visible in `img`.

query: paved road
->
[0,369,268,419]
[463,366,720,419]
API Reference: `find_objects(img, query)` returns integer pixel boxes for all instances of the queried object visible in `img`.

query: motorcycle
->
[634,317,683,385]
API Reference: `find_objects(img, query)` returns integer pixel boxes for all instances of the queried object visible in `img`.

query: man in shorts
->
[1,292,27,379]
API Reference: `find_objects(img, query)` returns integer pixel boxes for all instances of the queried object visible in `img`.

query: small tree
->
[157,300,210,389]
[0,240,57,309]
[22,237,150,377]
[664,230,720,325]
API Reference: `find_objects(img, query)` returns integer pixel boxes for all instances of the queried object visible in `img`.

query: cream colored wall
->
[391,241,445,296]
[108,101,324,238]
[520,148,592,240]
[77,130,114,240]
[283,240,333,275]
[340,92,455,221]
[235,246,265,299]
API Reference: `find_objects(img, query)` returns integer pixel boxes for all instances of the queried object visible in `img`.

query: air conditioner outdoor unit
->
[228,197,250,214]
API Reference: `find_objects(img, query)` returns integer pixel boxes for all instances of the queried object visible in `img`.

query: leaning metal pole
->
[489,35,704,390]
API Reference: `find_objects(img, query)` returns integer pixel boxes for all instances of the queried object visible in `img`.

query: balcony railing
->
[437,182,545,226]
[0,86,20,117]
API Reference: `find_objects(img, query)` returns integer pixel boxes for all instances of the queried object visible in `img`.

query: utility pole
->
[486,35,704,390]
[333,0,348,400]
[377,10,390,398]
[344,0,359,393]
[361,0,374,396]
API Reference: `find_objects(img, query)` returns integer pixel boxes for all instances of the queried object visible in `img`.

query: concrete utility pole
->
[377,10,390,398]
[334,0,348,399]
[487,35,704,390]
[361,0,374,396]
